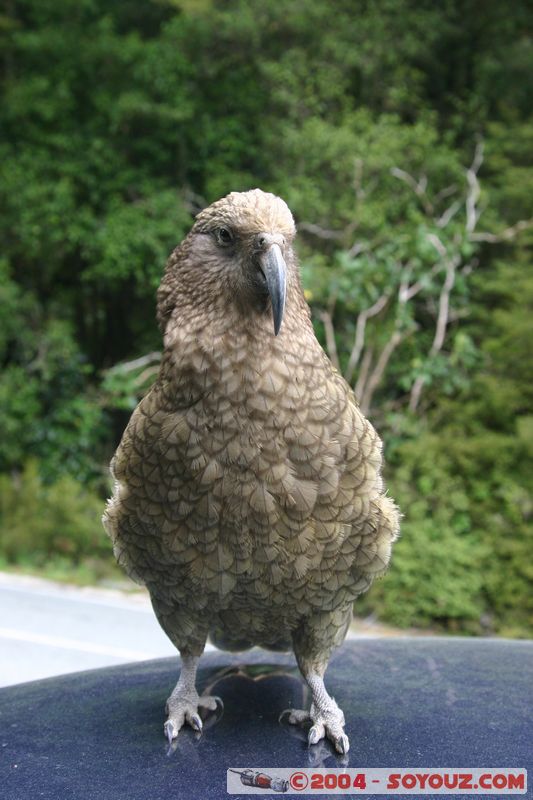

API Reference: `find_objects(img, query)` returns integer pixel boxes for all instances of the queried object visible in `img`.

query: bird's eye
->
[216,226,234,246]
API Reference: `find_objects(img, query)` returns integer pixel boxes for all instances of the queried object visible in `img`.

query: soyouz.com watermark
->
[227,767,527,795]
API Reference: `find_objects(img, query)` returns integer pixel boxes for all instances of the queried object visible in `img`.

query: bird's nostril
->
[257,233,285,251]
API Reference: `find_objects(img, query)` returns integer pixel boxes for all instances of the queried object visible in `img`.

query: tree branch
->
[298,221,343,240]
[133,366,161,387]
[344,294,389,385]
[409,234,460,412]
[398,261,442,303]
[436,199,462,228]
[347,240,370,258]
[354,346,374,402]
[318,310,340,370]
[470,217,533,243]
[360,330,404,415]
[433,256,459,352]
[107,352,161,373]
[433,184,458,204]
[391,167,434,214]
[465,140,484,234]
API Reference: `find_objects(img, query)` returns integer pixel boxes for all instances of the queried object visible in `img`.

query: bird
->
[103,188,400,754]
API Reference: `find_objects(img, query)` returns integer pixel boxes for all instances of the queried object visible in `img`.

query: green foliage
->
[85,190,191,291]
[360,438,490,632]
[0,0,531,634]
[0,261,108,482]
[364,247,533,637]
[361,428,533,636]
[0,461,116,579]
[100,353,162,412]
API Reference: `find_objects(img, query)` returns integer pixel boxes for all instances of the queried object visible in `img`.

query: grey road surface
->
[0,572,181,687]
[0,572,410,688]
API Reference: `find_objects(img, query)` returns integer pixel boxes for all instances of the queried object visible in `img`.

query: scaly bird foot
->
[164,690,220,743]
[281,699,350,754]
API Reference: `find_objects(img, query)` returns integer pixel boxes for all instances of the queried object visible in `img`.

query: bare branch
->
[470,139,484,174]
[390,167,419,193]
[133,366,160,387]
[342,142,529,417]
[347,241,370,258]
[318,310,340,371]
[433,255,460,352]
[408,375,425,414]
[433,184,458,204]
[408,239,460,412]
[465,140,484,234]
[391,167,434,214]
[436,199,462,228]
[426,231,447,258]
[344,294,389,385]
[398,261,442,303]
[106,352,161,373]
[354,346,374,402]
[360,330,404,415]
[298,221,343,240]
[470,217,533,243]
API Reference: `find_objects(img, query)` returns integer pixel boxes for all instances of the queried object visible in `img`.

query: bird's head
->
[172,189,297,337]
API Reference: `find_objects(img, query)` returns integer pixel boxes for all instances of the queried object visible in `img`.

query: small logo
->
[228,769,289,793]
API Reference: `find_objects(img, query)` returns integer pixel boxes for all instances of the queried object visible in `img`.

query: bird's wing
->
[104,376,209,583]
[276,358,399,598]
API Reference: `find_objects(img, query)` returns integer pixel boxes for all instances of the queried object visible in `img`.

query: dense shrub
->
[0,461,116,580]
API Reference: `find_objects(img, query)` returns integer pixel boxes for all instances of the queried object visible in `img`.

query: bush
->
[0,461,114,576]
[359,426,533,637]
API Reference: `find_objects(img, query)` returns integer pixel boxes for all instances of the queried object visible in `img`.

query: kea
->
[103,189,400,754]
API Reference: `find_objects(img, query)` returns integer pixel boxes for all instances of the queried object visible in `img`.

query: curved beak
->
[258,243,287,336]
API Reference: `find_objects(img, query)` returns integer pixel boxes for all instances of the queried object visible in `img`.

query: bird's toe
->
[308,723,326,746]
[318,710,349,755]
[164,718,179,744]
[164,691,221,742]
[280,707,311,726]
[186,711,203,732]
[281,706,348,753]
[333,732,350,754]
[303,700,349,756]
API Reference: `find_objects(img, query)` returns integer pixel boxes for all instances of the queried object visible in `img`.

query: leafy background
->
[1,0,532,636]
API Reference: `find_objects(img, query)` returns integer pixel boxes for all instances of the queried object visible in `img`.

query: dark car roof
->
[1,638,531,800]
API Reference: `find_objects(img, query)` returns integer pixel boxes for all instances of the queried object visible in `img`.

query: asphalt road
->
[0,572,407,688]
[0,572,180,687]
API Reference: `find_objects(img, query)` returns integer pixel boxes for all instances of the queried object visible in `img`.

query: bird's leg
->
[149,598,219,743]
[164,653,219,743]
[285,669,349,754]
[283,611,351,754]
